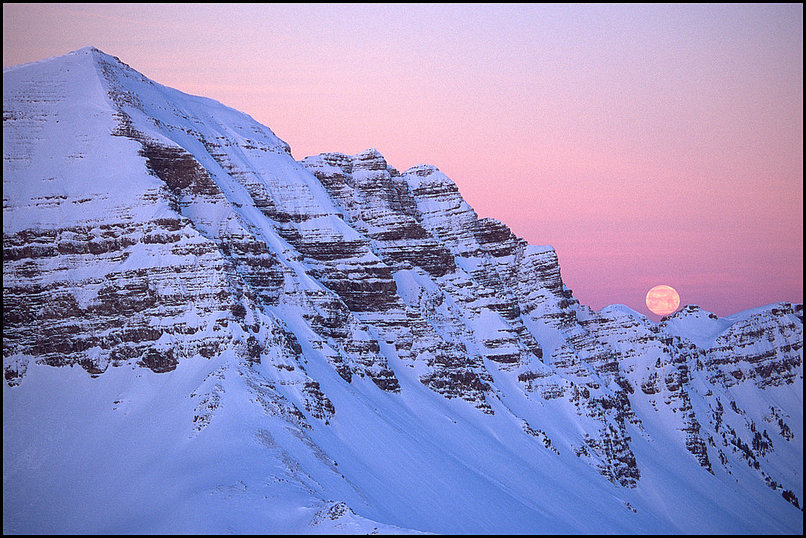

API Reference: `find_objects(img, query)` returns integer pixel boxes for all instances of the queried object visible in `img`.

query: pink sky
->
[4,3,802,319]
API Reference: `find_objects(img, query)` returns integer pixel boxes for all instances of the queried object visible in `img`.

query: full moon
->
[645,285,680,316]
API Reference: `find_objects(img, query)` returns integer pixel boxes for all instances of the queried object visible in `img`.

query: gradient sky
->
[4,3,803,319]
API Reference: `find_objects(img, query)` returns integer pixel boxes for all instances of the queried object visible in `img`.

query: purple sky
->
[3,3,802,319]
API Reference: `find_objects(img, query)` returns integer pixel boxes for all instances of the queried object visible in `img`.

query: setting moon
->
[645,285,680,316]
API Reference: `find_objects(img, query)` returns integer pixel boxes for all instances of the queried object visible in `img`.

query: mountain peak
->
[403,163,441,177]
[3,48,803,534]
[69,46,129,67]
[7,45,116,69]
[72,45,103,55]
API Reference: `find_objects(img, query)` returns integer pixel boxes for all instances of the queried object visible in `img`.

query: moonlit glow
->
[645,285,681,316]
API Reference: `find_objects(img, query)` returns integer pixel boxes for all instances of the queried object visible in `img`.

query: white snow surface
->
[3,48,803,535]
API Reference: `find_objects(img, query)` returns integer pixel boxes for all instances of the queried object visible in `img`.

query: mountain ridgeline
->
[2,47,802,534]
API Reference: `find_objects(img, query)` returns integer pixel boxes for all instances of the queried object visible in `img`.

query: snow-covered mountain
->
[3,47,802,534]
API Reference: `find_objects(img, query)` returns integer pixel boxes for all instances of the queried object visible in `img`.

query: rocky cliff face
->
[3,48,802,534]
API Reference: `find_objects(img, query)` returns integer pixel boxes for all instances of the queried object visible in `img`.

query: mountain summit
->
[3,47,803,534]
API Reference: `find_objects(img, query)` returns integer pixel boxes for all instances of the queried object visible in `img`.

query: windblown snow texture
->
[3,47,803,534]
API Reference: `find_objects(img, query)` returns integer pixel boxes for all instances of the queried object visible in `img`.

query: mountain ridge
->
[3,47,802,534]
